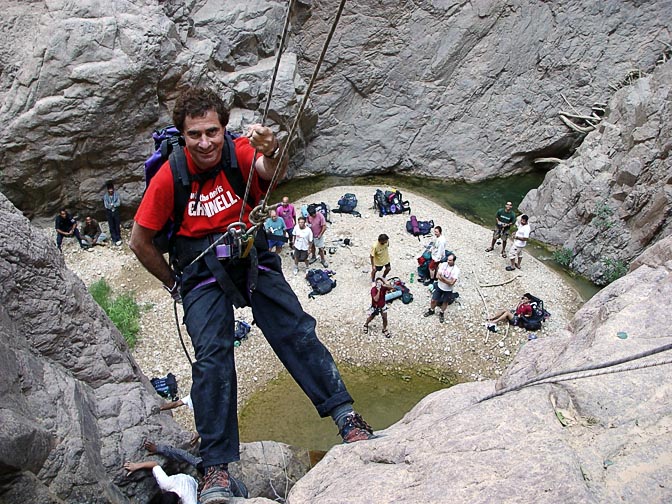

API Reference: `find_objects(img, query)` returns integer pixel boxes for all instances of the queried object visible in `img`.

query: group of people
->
[54,183,123,251]
[484,201,531,271]
[263,197,330,273]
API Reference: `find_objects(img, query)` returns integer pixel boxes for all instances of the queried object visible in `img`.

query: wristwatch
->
[265,142,281,159]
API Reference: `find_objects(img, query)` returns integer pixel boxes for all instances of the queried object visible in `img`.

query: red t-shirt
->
[515,303,533,317]
[371,286,386,308]
[135,137,267,238]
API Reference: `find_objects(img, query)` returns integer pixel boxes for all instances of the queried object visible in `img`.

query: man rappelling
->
[129,86,374,504]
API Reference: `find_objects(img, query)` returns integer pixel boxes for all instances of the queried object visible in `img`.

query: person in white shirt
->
[426,226,446,284]
[506,214,531,271]
[123,460,197,504]
[423,254,460,323]
[292,216,313,275]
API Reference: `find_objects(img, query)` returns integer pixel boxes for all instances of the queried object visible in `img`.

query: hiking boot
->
[339,412,375,443]
[321,260,329,268]
[199,465,233,504]
[423,309,435,317]
[293,266,298,275]
[505,266,515,271]
[308,257,317,264]
[439,311,445,323]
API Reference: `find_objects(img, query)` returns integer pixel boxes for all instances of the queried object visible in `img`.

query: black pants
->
[106,209,121,242]
[182,248,352,467]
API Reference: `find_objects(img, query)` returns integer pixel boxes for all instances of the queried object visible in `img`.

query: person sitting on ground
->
[55,208,86,251]
[123,459,198,504]
[425,226,446,284]
[369,233,391,283]
[506,214,531,271]
[82,216,108,247]
[276,196,296,243]
[485,201,516,258]
[292,216,313,275]
[487,293,534,330]
[363,277,393,338]
[264,208,287,254]
[423,253,459,323]
[307,205,328,267]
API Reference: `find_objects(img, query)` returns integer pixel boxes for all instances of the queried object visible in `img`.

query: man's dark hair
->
[435,225,442,234]
[378,233,388,243]
[298,216,306,223]
[447,253,456,262]
[106,181,115,190]
[521,214,529,221]
[173,86,230,132]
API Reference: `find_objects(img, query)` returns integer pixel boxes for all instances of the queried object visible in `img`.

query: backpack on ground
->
[406,216,434,237]
[417,249,431,280]
[150,373,179,401]
[374,188,411,216]
[303,202,332,223]
[306,269,336,298]
[332,193,361,217]
[518,294,551,331]
[143,126,248,255]
[234,320,252,346]
[385,277,414,304]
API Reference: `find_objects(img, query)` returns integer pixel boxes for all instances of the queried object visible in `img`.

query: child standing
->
[363,277,393,338]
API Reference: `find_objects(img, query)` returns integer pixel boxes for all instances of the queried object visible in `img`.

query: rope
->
[173,300,193,365]
[478,341,672,403]
[191,0,349,264]
[238,0,296,224]
[261,0,348,200]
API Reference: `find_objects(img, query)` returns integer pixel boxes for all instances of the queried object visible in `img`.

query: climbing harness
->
[190,0,349,267]
[478,341,672,403]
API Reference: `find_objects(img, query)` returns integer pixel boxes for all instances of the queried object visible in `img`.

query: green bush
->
[593,200,615,230]
[553,247,574,267]
[89,279,141,348]
[602,258,628,284]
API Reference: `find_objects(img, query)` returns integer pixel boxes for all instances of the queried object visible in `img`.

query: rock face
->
[520,60,671,284]
[288,235,672,503]
[0,0,313,221]
[0,191,186,502]
[1,0,671,220]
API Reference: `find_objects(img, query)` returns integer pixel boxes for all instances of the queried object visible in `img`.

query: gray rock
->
[287,237,672,503]
[0,191,187,502]
[520,61,672,284]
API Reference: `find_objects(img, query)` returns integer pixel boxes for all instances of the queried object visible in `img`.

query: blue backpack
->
[332,193,361,217]
[150,373,179,401]
[305,268,336,298]
[142,126,248,254]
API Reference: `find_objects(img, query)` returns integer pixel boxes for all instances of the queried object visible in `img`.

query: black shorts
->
[374,263,391,271]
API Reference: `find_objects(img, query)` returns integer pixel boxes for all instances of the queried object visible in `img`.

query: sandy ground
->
[60,186,583,432]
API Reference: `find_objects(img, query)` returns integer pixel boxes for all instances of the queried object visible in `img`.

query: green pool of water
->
[271,173,601,301]
[239,364,454,451]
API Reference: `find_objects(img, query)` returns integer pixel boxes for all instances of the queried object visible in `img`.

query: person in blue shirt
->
[264,208,287,253]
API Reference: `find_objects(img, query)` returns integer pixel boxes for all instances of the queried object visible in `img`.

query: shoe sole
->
[200,493,232,504]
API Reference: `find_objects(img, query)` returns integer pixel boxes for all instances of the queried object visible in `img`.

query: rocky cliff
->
[0,192,186,502]
[1,0,670,220]
[288,235,672,503]
[520,60,671,285]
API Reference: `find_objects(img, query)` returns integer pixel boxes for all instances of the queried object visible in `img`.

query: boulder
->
[287,236,672,503]
[0,191,188,502]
